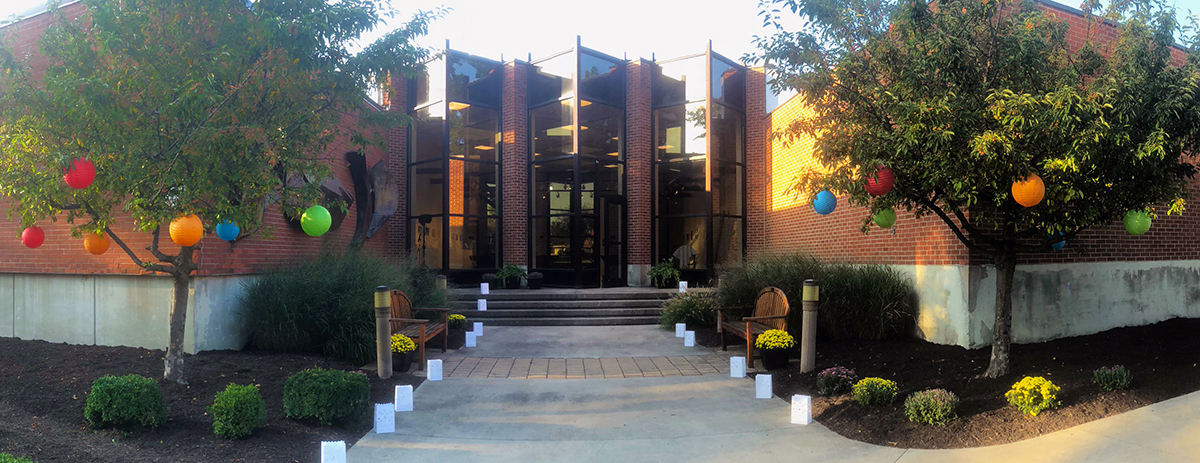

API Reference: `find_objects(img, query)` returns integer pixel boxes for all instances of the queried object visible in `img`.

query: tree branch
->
[916,196,994,256]
[148,226,176,263]
[104,226,175,274]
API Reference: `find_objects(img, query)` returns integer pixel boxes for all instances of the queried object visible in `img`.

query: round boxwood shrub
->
[83,374,168,432]
[208,383,266,439]
[283,368,370,426]
[1005,376,1061,416]
[904,389,959,426]
[851,377,898,405]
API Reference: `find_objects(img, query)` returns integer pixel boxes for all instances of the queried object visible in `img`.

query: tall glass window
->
[409,50,503,274]
[653,48,746,281]
[529,44,626,287]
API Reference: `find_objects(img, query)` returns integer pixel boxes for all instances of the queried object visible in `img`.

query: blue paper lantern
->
[215,221,240,242]
[1048,233,1065,251]
[812,190,837,215]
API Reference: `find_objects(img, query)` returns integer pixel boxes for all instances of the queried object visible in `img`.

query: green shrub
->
[282,368,370,427]
[83,374,168,432]
[242,252,446,364]
[658,292,717,328]
[1093,365,1131,391]
[1005,376,1061,416]
[496,264,527,281]
[715,254,916,340]
[648,259,681,287]
[904,389,959,426]
[208,384,266,439]
[816,366,857,396]
[0,453,35,463]
[851,377,898,405]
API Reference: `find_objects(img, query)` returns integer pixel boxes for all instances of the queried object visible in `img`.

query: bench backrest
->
[753,287,790,331]
[390,290,413,332]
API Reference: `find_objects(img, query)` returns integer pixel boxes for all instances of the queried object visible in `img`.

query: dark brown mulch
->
[0,338,422,462]
[722,317,1200,449]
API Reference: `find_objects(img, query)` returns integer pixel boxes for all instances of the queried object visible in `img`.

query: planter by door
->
[655,279,677,289]
[527,277,543,289]
[760,348,790,370]
[393,351,416,373]
[504,277,521,289]
[447,328,466,349]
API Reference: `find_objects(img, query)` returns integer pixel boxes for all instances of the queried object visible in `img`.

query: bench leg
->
[441,329,447,353]
[720,325,727,351]
[418,325,426,371]
[746,335,754,370]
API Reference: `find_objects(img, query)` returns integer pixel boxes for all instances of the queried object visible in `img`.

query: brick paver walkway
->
[440,354,732,379]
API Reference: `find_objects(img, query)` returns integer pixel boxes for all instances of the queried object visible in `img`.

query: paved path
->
[446,325,707,358]
[440,354,731,379]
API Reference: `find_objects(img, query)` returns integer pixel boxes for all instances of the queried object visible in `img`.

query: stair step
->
[450,289,695,302]
[451,299,666,310]
[468,308,662,318]
[471,316,661,326]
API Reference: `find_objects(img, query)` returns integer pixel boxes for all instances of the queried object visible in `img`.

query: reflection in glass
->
[410,162,444,216]
[532,101,574,160]
[449,105,500,161]
[449,217,497,269]
[413,56,446,108]
[579,50,624,107]
[712,162,743,216]
[411,107,445,164]
[529,51,575,107]
[579,100,622,159]
[532,216,573,268]
[411,216,444,268]
[658,216,706,269]
[711,55,746,110]
[656,161,706,216]
[654,103,706,161]
[448,52,501,107]
[533,159,574,216]
[711,104,743,163]
[448,160,497,217]
[655,54,706,105]
[713,216,742,268]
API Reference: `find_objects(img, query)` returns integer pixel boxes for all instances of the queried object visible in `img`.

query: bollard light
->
[375,286,393,379]
[800,279,819,373]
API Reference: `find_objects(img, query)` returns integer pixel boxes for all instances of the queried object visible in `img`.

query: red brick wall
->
[625,60,652,266]
[501,61,529,266]
[385,75,408,261]
[0,3,86,81]
[745,67,768,261]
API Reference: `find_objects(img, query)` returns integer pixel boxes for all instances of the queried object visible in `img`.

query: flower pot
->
[760,348,790,370]
[527,277,543,289]
[392,350,415,373]
[447,328,466,349]
[655,278,677,289]
[504,277,521,289]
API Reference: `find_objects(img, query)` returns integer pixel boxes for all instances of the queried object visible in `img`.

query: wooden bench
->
[390,290,450,371]
[718,287,791,369]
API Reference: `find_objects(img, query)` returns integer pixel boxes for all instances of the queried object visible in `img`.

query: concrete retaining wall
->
[0,273,254,353]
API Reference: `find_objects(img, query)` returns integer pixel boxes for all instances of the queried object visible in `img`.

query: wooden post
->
[800,279,819,373]
[375,286,393,379]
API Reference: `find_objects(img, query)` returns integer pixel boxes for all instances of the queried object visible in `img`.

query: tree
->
[0,0,441,383]
[755,0,1200,377]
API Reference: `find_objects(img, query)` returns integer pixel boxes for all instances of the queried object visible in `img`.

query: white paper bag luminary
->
[474,322,483,336]
[427,359,443,381]
[678,281,688,292]
[478,299,487,311]
[791,395,813,425]
[675,323,686,338]
[394,385,413,412]
[374,404,395,433]
[480,282,489,295]
[730,357,746,378]
[465,332,477,347]
[756,374,773,399]
[684,331,695,347]
[321,441,347,463]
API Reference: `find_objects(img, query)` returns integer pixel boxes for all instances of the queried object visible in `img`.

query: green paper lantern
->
[301,205,332,237]
[1123,210,1151,236]
[874,208,897,228]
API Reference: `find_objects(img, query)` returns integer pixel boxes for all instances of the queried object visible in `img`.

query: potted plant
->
[446,314,467,349]
[391,333,417,373]
[497,264,526,289]
[648,259,681,289]
[755,329,795,370]
[527,272,544,289]
[481,273,499,289]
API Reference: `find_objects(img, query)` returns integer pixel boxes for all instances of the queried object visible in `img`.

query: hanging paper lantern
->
[215,221,240,241]
[301,205,332,236]
[812,190,837,215]
[864,166,894,196]
[1048,233,1065,251]
[84,232,109,255]
[21,226,45,249]
[1123,210,1152,236]
[874,208,897,228]
[63,157,96,190]
[169,214,204,247]
[1011,174,1045,208]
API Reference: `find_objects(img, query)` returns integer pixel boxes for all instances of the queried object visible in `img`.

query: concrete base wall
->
[627,264,650,287]
[0,273,254,353]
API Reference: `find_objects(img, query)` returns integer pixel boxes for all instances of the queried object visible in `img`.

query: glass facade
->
[408,50,503,274]
[529,44,626,287]
[653,48,746,281]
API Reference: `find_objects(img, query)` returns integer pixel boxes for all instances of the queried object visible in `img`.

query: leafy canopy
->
[756,0,1198,254]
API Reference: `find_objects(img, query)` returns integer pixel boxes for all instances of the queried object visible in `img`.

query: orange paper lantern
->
[1011,174,1045,208]
[84,233,109,255]
[169,214,204,247]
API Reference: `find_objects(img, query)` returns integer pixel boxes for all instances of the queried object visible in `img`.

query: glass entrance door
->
[598,195,626,287]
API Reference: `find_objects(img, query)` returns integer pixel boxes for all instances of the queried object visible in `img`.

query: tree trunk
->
[983,250,1016,378]
[164,247,195,384]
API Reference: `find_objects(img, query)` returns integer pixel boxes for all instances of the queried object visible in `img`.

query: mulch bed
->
[696,317,1200,449]
[0,338,422,462]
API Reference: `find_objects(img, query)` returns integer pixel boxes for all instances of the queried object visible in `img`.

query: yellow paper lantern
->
[84,233,109,255]
[169,214,204,247]
[1011,174,1045,208]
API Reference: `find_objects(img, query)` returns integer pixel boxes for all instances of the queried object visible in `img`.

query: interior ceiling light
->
[473,145,495,150]
[658,145,675,150]
[449,102,470,110]
[581,100,592,106]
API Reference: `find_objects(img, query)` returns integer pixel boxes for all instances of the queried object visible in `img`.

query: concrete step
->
[451,299,666,310]
[468,308,662,318]
[470,316,661,326]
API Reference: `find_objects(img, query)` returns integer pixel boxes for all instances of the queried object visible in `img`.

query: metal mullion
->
[704,41,714,277]
[441,55,451,272]
[572,38,583,287]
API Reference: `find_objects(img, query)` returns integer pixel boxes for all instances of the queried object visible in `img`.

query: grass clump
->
[904,389,959,426]
[659,292,717,329]
[1093,366,1131,391]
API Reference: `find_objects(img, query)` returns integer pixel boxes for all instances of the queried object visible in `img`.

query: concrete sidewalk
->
[446,325,706,358]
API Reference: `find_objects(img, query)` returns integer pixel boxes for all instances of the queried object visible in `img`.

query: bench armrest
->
[390,318,428,324]
[743,314,787,322]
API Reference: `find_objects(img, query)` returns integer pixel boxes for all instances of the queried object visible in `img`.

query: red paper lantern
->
[21,226,45,249]
[63,157,96,190]
[864,166,894,196]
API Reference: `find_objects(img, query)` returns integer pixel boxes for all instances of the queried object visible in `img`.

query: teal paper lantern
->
[874,208,896,228]
[301,205,332,237]
[1123,210,1151,236]
[1048,233,1065,251]
[812,190,837,215]
[215,221,240,241]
